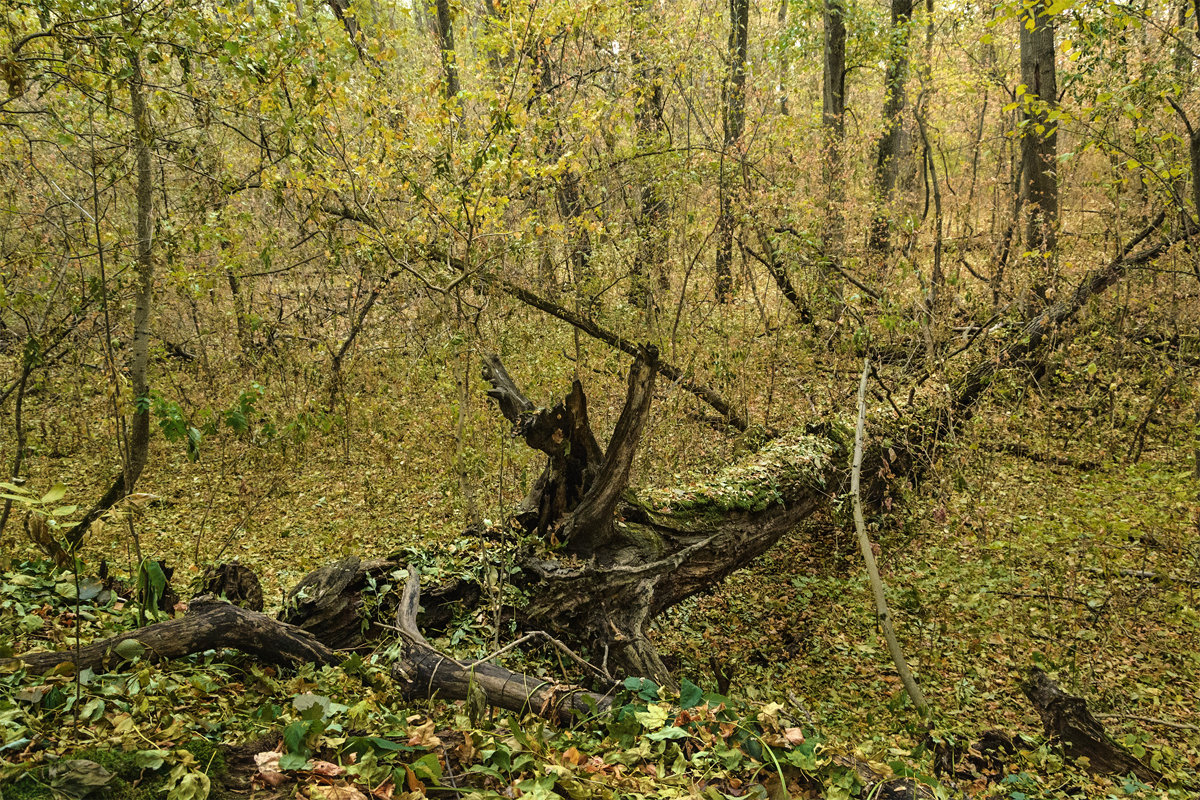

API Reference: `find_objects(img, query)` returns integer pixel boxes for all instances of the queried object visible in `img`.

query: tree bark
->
[66,50,156,548]
[391,569,611,725]
[5,599,341,675]
[822,0,847,303]
[1019,1,1058,256]
[629,28,668,309]
[869,0,914,259]
[1023,669,1162,784]
[716,0,749,302]
[434,0,460,102]
[536,44,593,288]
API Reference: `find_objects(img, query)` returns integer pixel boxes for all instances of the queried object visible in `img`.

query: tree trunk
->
[822,0,847,304]
[66,51,156,548]
[1019,1,1058,257]
[391,570,611,725]
[869,0,914,260]
[536,45,593,289]
[5,599,341,675]
[716,0,749,302]
[776,0,789,116]
[629,11,668,309]
[1022,669,1162,784]
[434,0,460,101]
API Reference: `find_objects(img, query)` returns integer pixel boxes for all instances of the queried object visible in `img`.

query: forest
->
[1,0,1198,796]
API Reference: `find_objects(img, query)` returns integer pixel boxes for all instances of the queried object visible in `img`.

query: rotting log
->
[481,345,846,685]
[7,576,610,727]
[391,568,612,726]
[3,598,341,675]
[1023,669,1162,785]
[279,556,480,650]
[477,216,1184,684]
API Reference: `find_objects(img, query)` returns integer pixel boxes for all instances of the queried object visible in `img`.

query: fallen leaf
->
[307,783,366,800]
[255,751,289,788]
[407,719,442,748]
[311,760,346,777]
[371,779,396,800]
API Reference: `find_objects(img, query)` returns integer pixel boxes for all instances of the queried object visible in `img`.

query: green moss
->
[2,774,55,800]
[638,432,839,515]
[7,739,231,800]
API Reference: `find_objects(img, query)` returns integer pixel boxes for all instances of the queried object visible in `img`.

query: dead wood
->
[1022,668,1162,784]
[200,562,264,611]
[8,568,607,727]
[279,556,480,650]
[390,568,613,726]
[483,348,842,684]
[4,598,341,675]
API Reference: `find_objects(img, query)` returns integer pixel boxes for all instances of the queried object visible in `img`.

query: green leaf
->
[113,638,146,662]
[283,719,312,756]
[41,483,67,504]
[411,752,443,783]
[646,725,689,741]
[278,752,309,771]
[679,678,704,709]
[293,693,331,720]
[167,770,210,800]
[134,749,171,770]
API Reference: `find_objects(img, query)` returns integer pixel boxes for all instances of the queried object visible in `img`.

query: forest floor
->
[1,307,1198,799]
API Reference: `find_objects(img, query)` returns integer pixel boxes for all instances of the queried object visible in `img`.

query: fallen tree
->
[8,213,1190,740]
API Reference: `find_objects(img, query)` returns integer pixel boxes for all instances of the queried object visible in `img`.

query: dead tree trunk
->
[5,599,342,675]
[7,581,604,726]
[1023,669,1162,784]
[391,569,611,725]
[482,344,843,685]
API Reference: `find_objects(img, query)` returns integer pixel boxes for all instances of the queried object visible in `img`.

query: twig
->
[463,631,614,684]
[1095,713,1200,733]
[852,358,931,721]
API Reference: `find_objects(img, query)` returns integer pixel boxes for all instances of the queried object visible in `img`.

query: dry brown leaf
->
[254,751,288,788]
[406,719,442,748]
[307,784,367,800]
[310,760,346,777]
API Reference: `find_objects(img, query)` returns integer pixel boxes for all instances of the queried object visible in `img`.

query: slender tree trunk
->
[869,0,913,260]
[851,360,930,721]
[434,0,460,101]
[777,0,789,116]
[126,52,155,511]
[821,0,847,305]
[536,46,593,290]
[0,342,33,541]
[716,0,749,302]
[629,11,668,309]
[66,54,156,548]
[1019,0,1058,257]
